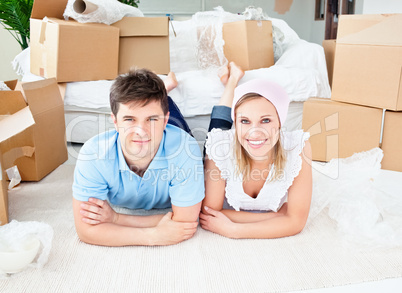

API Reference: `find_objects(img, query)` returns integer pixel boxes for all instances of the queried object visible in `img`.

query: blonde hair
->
[233,94,286,181]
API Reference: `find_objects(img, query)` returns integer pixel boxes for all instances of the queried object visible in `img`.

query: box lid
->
[0,80,28,115]
[0,107,35,143]
[31,0,68,20]
[21,78,63,117]
[337,14,402,46]
[112,17,169,37]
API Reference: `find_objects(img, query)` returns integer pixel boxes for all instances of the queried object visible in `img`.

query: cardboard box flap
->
[0,91,27,115]
[337,14,402,46]
[337,14,387,38]
[113,17,169,37]
[4,80,17,90]
[0,107,35,143]
[31,0,67,20]
[21,78,63,117]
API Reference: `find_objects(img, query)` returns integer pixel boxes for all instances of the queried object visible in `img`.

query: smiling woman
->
[201,62,312,240]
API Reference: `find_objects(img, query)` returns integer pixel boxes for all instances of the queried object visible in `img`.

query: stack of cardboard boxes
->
[302,14,402,172]
[0,79,67,225]
[29,0,170,82]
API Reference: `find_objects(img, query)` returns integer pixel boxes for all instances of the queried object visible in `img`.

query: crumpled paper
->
[6,166,21,190]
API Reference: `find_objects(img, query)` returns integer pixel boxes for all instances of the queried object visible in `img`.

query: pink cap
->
[231,79,290,126]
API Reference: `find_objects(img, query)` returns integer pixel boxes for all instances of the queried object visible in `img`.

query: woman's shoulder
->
[207,128,235,141]
[205,128,235,153]
[205,128,236,173]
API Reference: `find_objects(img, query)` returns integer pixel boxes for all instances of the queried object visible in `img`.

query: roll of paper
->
[73,0,98,15]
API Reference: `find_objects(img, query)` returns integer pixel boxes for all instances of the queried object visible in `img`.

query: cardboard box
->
[322,39,336,88]
[331,14,402,110]
[302,98,383,162]
[30,0,119,82]
[112,17,170,75]
[0,157,9,225]
[223,20,274,71]
[302,98,402,172]
[382,111,402,172]
[0,107,36,225]
[0,79,68,181]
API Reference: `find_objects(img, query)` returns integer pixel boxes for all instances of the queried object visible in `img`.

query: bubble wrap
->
[0,220,54,277]
[308,148,402,248]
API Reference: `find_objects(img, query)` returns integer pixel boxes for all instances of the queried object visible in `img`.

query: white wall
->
[139,0,318,42]
[362,0,402,14]
[0,27,21,81]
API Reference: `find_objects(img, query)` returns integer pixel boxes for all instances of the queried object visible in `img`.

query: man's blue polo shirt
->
[72,124,205,209]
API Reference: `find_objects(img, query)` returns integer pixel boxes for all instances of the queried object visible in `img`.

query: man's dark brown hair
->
[110,68,168,116]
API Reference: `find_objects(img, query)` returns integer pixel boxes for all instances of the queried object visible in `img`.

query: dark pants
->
[167,96,192,136]
[204,105,233,157]
[208,105,233,132]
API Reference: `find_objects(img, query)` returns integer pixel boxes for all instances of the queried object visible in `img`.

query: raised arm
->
[202,157,226,213]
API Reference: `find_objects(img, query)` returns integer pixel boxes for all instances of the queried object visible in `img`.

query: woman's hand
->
[199,206,237,238]
[80,198,119,225]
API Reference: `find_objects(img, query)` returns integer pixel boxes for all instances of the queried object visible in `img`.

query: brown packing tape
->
[39,20,47,77]
[39,20,47,44]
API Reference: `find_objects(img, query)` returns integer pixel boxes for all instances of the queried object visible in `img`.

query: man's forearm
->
[115,213,165,228]
[77,222,158,246]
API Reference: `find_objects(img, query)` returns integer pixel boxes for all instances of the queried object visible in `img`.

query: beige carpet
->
[1,164,402,293]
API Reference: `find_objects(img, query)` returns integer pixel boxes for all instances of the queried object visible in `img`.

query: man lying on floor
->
[72,69,204,246]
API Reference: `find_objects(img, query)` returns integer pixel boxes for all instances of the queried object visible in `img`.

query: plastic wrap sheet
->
[309,148,402,248]
[0,220,54,277]
[192,7,243,70]
[64,0,143,25]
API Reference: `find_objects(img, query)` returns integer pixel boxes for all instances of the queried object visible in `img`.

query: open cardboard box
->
[0,78,68,183]
[0,106,35,225]
[223,20,274,71]
[302,98,402,172]
[112,17,170,75]
[30,0,119,82]
[331,14,402,110]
